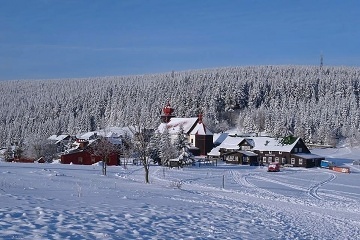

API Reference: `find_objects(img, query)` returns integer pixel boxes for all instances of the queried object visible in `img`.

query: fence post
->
[222,174,225,189]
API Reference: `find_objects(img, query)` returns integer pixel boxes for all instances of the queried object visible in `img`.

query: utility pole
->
[320,53,323,69]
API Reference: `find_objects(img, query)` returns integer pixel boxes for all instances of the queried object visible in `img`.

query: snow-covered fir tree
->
[159,128,176,166]
[1,65,360,149]
[146,130,161,164]
[174,125,193,166]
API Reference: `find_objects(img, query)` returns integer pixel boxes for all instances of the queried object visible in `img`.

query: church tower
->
[160,102,175,123]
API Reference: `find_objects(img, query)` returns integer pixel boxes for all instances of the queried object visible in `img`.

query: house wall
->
[239,141,252,150]
[61,151,119,165]
[195,135,213,155]
[224,152,258,165]
[292,139,311,154]
[224,152,241,164]
[255,151,291,165]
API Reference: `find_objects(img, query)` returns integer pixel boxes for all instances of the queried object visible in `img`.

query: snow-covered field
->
[1,148,360,240]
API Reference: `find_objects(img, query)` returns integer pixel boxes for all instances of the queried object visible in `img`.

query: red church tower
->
[161,102,175,123]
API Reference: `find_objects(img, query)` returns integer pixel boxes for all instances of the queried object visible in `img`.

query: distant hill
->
[1,65,360,148]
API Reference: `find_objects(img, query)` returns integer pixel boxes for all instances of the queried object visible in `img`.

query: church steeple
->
[161,102,175,123]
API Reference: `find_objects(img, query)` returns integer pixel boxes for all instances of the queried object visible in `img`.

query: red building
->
[60,139,119,165]
[161,102,175,123]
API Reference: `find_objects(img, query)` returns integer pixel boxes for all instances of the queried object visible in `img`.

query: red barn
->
[60,139,119,165]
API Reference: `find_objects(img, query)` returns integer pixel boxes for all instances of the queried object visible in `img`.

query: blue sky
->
[0,0,359,80]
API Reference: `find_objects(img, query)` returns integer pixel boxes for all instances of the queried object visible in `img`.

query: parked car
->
[320,160,335,169]
[268,163,280,172]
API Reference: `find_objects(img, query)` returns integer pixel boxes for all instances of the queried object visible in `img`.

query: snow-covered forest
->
[1,65,360,148]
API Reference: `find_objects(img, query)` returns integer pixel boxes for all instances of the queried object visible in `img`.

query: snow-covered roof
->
[213,133,228,145]
[158,117,198,135]
[48,135,58,141]
[77,127,134,141]
[217,136,245,150]
[209,136,302,154]
[48,134,70,143]
[189,122,213,135]
[208,146,220,156]
[65,139,98,153]
[105,131,120,138]
[77,132,97,140]
[250,137,300,152]
[107,137,122,145]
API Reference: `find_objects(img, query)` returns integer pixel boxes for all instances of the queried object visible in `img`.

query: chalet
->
[208,136,258,165]
[249,136,324,168]
[47,134,72,152]
[158,103,213,156]
[208,135,324,168]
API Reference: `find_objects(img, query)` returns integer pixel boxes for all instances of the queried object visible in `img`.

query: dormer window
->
[298,148,302,153]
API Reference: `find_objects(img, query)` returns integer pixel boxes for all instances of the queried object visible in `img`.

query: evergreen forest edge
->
[1,65,360,150]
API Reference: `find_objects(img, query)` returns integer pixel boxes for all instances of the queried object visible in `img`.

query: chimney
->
[77,139,89,149]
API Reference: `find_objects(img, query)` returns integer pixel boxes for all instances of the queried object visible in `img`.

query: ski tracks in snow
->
[307,172,336,200]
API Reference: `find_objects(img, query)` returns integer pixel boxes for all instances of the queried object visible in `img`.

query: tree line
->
[1,65,360,150]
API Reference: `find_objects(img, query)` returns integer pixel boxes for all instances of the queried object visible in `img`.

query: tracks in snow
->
[230,169,338,202]
[307,172,336,200]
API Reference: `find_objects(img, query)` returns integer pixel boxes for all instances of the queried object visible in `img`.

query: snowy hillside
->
[1,148,360,239]
[1,65,360,148]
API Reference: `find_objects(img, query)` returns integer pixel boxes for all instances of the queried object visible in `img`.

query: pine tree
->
[146,131,161,164]
[159,128,176,166]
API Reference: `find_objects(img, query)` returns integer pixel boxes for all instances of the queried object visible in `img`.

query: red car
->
[268,163,280,172]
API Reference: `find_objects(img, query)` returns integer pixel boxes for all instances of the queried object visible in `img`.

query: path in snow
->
[0,162,360,239]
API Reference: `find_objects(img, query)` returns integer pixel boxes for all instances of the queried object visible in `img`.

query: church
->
[157,103,213,156]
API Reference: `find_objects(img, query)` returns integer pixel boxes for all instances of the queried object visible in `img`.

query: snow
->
[189,122,213,135]
[216,135,245,150]
[1,147,360,239]
[213,132,228,145]
[158,118,198,135]
[250,136,298,152]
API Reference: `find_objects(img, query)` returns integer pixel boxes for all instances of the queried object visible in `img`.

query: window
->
[279,152,282,154]
[191,139,193,144]
[294,148,298,153]
[91,157,96,163]
[275,157,279,163]
[263,157,267,163]
[299,158,303,165]
[269,151,272,154]
[282,158,286,164]
[78,157,83,163]
[291,158,295,164]
[268,157,272,162]
[298,148,302,153]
